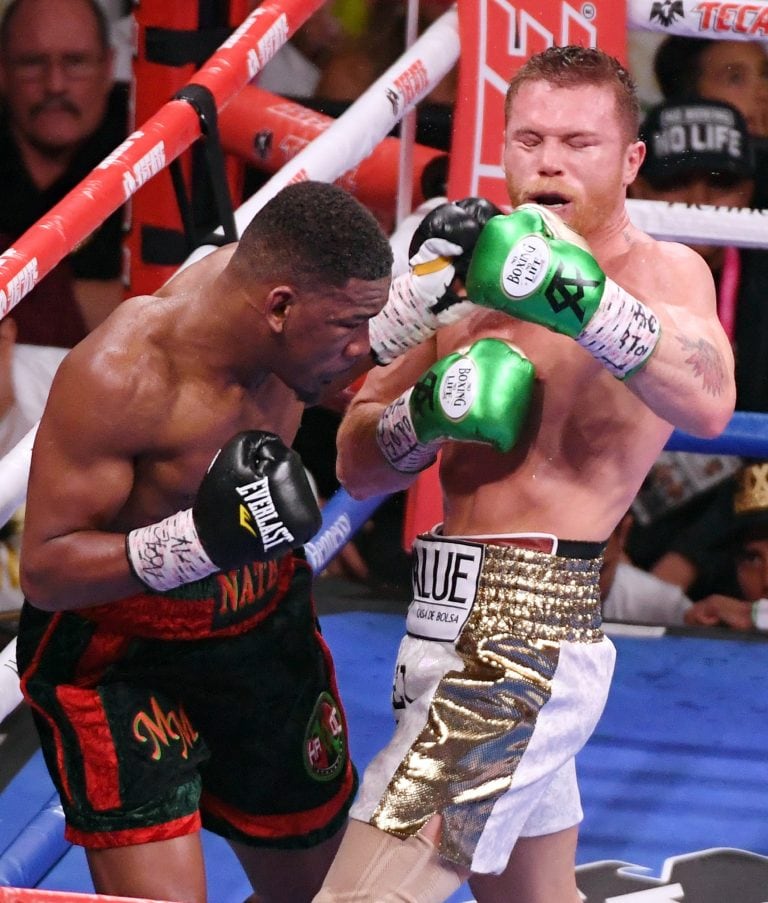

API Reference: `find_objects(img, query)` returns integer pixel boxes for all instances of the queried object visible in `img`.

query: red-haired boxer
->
[316,46,735,903]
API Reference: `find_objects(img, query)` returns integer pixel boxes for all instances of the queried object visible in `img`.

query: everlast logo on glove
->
[236,477,295,551]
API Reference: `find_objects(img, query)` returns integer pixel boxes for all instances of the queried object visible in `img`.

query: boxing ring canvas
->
[2,610,767,902]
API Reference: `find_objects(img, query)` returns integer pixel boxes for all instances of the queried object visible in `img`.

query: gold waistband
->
[464,539,603,644]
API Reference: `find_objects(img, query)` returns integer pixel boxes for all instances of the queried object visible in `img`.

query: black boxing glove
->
[368,197,503,364]
[127,431,321,591]
[450,197,503,281]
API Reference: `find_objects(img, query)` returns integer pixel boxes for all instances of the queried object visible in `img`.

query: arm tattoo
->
[676,334,726,396]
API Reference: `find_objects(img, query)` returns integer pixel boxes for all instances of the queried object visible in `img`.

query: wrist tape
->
[369,274,441,365]
[376,389,440,473]
[752,598,768,631]
[369,272,474,365]
[577,278,661,380]
[127,508,218,591]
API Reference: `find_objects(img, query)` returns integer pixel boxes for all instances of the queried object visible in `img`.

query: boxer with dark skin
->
[16,181,397,903]
[315,46,736,903]
[15,175,507,902]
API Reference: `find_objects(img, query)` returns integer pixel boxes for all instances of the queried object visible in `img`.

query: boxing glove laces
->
[127,431,321,591]
[369,198,501,364]
[466,204,661,380]
[376,337,535,473]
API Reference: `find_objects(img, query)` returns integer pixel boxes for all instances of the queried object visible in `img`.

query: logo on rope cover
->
[650,0,685,27]
[303,692,346,782]
[0,257,38,312]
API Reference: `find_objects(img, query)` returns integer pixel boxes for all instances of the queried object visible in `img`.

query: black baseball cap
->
[640,98,755,185]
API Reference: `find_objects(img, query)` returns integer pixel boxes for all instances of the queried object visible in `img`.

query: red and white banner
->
[629,0,768,39]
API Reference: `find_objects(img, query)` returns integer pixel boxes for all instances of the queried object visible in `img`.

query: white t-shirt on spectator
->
[603,561,693,627]
[0,344,67,612]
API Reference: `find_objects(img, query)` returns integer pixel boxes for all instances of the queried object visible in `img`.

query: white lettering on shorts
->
[407,537,484,642]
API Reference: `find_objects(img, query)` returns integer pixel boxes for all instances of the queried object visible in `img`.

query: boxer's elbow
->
[20,551,63,611]
[21,574,58,611]
[336,455,375,501]
[337,449,415,501]
[689,386,736,439]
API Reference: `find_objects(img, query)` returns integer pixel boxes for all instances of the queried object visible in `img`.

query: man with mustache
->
[0,0,126,346]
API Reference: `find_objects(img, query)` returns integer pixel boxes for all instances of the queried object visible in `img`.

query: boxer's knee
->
[313,818,466,903]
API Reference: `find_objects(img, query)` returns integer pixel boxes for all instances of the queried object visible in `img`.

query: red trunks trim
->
[56,684,121,811]
[19,611,75,805]
[65,811,202,849]
[200,759,355,840]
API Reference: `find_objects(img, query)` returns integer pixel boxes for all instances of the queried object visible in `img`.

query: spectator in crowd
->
[599,474,768,634]
[313,0,457,152]
[627,98,768,596]
[0,0,128,347]
[600,511,693,626]
[652,35,768,207]
[654,36,768,138]
[256,5,345,100]
[684,460,768,631]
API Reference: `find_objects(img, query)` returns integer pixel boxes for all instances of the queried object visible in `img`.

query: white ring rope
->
[627,199,768,247]
[181,5,461,268]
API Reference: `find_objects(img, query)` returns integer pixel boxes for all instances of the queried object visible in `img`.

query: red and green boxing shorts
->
[16,553,356,850]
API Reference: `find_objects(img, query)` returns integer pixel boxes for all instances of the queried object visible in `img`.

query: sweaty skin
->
[328,75,735,903]
[20,245,390,612]
[339,81,735,545]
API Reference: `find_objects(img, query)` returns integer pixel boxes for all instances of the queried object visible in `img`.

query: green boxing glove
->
[376,338,535,473]
[465,204,661,380]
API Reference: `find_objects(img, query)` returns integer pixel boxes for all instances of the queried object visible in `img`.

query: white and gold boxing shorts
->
[350,531,616,875]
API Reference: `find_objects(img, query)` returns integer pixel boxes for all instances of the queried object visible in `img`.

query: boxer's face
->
[503,81,643,239]
[275,276,391,405]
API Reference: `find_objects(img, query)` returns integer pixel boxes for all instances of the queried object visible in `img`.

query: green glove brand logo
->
[501,234,550,298]
[438,358,477,421]
[544,260,602,324]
